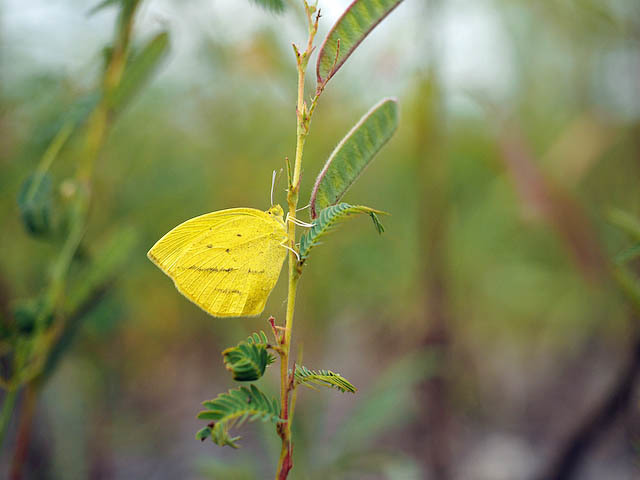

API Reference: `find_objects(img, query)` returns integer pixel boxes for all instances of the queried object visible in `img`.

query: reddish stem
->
[278,446,293,480]
[10,384,37,480]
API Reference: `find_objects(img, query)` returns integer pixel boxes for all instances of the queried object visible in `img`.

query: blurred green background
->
[1,0,640,478]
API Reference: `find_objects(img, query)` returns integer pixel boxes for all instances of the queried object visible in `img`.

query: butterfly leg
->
[279,239,300,262]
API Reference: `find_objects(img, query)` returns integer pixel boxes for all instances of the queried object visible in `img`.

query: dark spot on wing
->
[207,244,213,248]
[237,233,242,237]
[248,269,265,274]
[214,288,242,295]
[185,266,236,273]
[225,248,230,253]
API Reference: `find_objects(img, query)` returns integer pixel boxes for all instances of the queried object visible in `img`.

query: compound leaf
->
[316,0,404,86]
[197,385,281,448]
[294,365,357,393]
[310,98,398,218]
[299,203,385,261]
[222,331,275,382]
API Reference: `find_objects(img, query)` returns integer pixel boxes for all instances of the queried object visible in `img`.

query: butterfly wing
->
[148,208,288,317]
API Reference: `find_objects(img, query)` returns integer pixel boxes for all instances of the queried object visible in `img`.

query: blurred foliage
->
[1,0,640,477]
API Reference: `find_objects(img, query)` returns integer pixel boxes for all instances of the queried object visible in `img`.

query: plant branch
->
[276,3,320,479]
[0,388,18,452]
[6,5,138,475]
[534,324,640,480]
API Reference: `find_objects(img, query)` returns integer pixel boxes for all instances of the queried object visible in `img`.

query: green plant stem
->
[276,50,305,480]
[0,388,18,451]
[276,4,320,479]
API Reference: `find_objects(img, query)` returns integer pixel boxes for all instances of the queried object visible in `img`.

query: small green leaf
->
[316,0,405,86]
[249,0,285,13]
[294,365,357,393]
[299,203,386,260]
[369,211,385,234]
[108,31,170,112]
[197,385,281,448]
[18,121,76,238]
[310,98,398,218]
[196,426,212,442]
[222,331,275,382]
[18,173,55,237]
[12,297,54,335]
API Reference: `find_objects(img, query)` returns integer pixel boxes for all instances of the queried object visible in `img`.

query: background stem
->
[10,384,36,480]
[0,388,18,451]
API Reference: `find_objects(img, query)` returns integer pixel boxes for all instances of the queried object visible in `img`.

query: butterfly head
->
[266,204,284,221]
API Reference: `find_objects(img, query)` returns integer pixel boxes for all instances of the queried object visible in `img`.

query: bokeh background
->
[2,0,640,478]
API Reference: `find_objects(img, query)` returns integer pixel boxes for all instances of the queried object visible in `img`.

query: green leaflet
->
[249,0,285,13]
[12,298,54,336]
[300,203,385,260]
[108,31,170,112]
[18,173,55,237]
[294,365,357,393]
[316,0,404,86]
[197,385,281,448]
[18,122,75,238]
[222,331,275,382]
[196,426,212,442]
[309,98,398,218]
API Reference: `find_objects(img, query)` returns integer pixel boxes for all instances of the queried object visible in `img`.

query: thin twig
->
[534,325,640,480]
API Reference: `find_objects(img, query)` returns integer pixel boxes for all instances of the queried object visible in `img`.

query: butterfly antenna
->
[285,213,315,228]
[270,168,285,206]
[296,204,310,212]
[270,170,277,206]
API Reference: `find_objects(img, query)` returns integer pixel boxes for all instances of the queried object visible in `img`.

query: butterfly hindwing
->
[148,207,288,317]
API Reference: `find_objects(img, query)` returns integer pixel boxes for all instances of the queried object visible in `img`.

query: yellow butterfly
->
[147,205,288,317]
